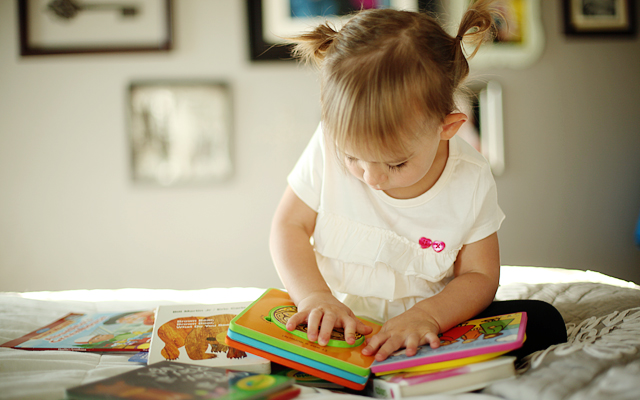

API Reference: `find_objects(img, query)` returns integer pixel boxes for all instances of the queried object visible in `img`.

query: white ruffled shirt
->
[287,124,505,322]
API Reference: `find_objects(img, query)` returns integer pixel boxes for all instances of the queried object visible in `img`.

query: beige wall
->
[0,1,638,292]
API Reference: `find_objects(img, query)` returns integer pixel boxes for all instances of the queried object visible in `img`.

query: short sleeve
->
[463,163,505,244]
[287,124,325,211]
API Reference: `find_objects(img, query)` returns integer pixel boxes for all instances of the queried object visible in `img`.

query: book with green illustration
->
[228,288,381,377]
[66,360,298,400]
[226,288,382,390]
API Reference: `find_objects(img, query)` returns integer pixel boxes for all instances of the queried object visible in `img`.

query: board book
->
[148,302,270,373]
[1,310,155,352]
[226,330,368,384]
[371,356,516,398]
[228,288,381,377]
[371,312,527,374]
[66,360,297,400]
[226,335,367,391]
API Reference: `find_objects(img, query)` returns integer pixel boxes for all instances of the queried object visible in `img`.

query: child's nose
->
[363,164,387,186]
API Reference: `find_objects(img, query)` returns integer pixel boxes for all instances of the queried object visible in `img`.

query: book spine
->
[371,379,403,399]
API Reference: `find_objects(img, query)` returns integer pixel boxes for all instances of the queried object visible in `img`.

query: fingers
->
[366,332,406,361]
[363,332,417,361]
[356,320,374,336]
[404,333,422,357]
[305,308,324,342]
[362,329,441,361]
[343,318,357,345]
[285,311,307,331]
[288,305,368,346]
[361,332,387,357]
[317,313,337,346]
[425,331,441,349]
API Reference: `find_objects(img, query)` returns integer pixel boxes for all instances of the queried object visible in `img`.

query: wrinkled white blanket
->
[0,267,638,400]
[487,278,640,400]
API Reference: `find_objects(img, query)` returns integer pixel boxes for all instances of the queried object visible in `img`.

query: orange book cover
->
[228,288,381,376]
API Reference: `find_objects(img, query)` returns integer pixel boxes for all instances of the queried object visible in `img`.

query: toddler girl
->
[270,0,566,362]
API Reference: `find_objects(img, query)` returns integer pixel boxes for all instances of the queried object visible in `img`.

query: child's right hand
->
[286,291,373,346]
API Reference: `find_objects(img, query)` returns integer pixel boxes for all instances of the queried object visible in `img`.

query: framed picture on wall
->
[128,82,233,186]
[563,0,636,36]
[447,0,545,69]
[247,0,436,61]
[457,81,505,176]
[18,0,173,56]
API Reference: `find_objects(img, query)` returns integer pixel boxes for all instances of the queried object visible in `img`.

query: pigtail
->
[452,0,503,86]
[288,23,339,67]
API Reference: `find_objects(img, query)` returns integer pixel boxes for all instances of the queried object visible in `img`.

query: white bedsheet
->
[1,267,639,400]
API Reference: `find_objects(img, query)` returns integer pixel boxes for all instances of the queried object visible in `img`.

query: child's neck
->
[383,140,449,200]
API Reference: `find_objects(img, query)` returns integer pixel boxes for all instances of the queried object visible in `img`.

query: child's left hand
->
[361,307,441,361]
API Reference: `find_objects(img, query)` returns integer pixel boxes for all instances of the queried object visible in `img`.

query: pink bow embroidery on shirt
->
[419,237,446,252]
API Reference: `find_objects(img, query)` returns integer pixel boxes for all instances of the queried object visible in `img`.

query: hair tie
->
[455,35,463,42]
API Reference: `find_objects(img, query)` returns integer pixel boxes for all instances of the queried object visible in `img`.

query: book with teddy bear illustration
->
[147,302,271,374]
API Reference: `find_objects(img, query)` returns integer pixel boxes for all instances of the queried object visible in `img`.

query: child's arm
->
[270,186,373,345]
[362,232,500,361]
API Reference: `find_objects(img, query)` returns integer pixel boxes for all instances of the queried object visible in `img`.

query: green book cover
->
[66,361,294,400]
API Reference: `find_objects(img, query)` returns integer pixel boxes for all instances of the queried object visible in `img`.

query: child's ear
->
[439,113,467,140]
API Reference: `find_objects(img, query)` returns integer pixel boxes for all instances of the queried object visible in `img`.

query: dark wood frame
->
[563,0,636,36]
[247,0,435,61]
[18,0,173,56]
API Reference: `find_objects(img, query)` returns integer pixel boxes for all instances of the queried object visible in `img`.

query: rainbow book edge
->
[226,335,367,391]
[371,312,527,374]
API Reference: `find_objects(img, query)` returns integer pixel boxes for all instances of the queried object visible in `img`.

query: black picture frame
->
[247,0,436,61]
[18,0,173,56]
[563,0,636,36]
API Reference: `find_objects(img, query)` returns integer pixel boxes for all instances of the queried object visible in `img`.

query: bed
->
[1,266,639,400]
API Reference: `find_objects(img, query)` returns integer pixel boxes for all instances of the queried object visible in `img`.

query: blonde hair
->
[289,0,502,160]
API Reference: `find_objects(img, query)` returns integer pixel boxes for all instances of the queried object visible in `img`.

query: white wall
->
[1,1,639,292]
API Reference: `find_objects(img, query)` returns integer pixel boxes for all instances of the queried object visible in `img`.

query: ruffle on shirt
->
[313,210,460,302]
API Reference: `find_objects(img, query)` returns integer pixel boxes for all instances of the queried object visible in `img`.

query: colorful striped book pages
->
[226,335,367,391]
[371,356,517,398]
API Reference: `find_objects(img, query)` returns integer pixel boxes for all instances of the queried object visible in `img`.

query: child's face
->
[343,131,443,199]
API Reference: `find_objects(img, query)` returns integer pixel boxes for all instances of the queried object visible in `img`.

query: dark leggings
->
[472,300,567,360]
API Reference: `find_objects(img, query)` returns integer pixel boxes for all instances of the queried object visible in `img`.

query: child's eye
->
[346,155,358,163]
[388,162,407,172]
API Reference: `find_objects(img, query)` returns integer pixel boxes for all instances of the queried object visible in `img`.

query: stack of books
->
[225,288,382,391]
[369,312,527,398]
